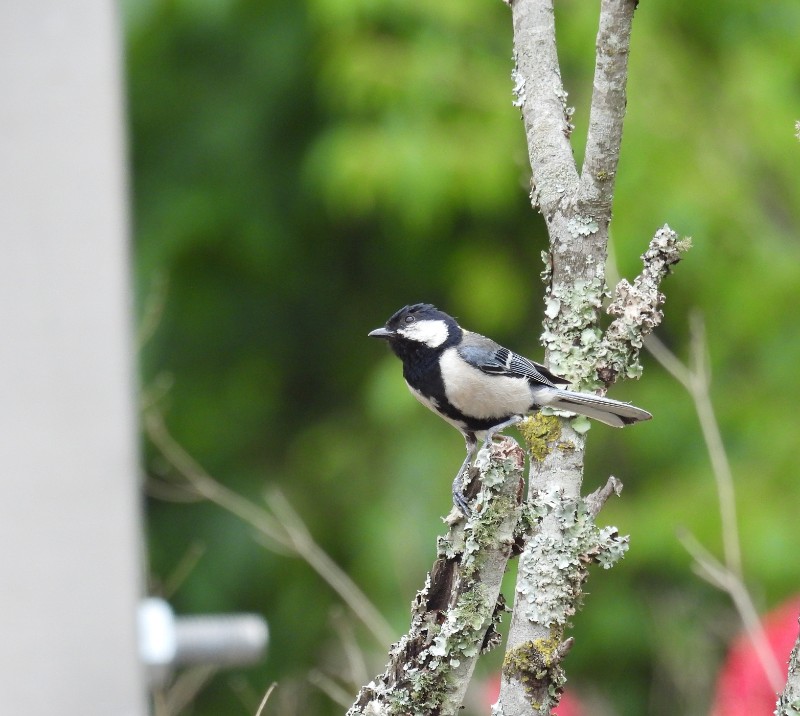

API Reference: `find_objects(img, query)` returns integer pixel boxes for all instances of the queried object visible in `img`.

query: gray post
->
[0,3,146,715]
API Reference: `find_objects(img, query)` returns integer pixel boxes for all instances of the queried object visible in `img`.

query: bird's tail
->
[542,388,652,428]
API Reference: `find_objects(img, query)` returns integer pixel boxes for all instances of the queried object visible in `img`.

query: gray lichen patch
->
[566,215,599,238]
[540,272,607,389]
[516,487,629,627]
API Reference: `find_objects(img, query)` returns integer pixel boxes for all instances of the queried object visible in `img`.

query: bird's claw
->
[452,470,472,517]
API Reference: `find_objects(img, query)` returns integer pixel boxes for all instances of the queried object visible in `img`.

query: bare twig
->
[264,489,395,647]
[155,665,218,716]
[255,682,277,716]
[330,607,370,689]
[687,315,740,575]
[646,320,740,575]
[645,325,783,691]
[641,324,691,387]
[585,475,623,519]
[309,670,354,708]
[144,407,395,647]
[138,271,169,348]
[679,532,783,691]
[144,409,293,551]
[162,541,207,599]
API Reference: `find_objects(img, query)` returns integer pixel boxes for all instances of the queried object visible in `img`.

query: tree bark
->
[495,1,675,714]
[776,618,800,716]
[348,439,525,716]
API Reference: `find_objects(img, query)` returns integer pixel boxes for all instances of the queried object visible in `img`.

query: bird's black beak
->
[368,327,394,340]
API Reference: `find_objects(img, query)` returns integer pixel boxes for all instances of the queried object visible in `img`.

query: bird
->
[368,303,651,514]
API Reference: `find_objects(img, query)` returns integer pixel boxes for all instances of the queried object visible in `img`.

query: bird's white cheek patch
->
[398,319,449,348]
[440,349,533,419]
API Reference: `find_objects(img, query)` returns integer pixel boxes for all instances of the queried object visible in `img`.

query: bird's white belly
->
[404,380,470,432]
[439,348,533,419]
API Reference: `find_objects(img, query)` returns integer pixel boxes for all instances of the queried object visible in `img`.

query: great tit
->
[369,303,651,514]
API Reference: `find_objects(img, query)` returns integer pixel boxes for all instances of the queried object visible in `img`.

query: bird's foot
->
[452,469,472,517]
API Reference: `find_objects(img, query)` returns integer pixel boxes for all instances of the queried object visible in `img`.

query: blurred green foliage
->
[125,0,800,714]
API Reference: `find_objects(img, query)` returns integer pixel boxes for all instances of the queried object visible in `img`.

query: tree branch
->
[512,0,579,218]
[596,225,691,385]
[497,417,628,715]
[497,1,677,713]
[347,438,525,716]
[577,0,637,210]
[521,0,639,390]
[776,624,800,716]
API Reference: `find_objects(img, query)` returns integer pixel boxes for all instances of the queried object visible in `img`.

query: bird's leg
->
[452,433,478,516]
[480,415,524,452]
[451,418,524,516]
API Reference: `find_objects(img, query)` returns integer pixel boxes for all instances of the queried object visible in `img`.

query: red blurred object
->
[551,691,583,716]
[710,596,800,716]
[483,675,583,715]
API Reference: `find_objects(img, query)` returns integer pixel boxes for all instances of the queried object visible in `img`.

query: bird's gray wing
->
[457,332,569,387]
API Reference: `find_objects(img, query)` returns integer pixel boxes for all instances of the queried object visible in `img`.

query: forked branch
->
[497,2,681,714]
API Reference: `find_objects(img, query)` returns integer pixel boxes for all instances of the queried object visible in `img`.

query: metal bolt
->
[139,598,269,687]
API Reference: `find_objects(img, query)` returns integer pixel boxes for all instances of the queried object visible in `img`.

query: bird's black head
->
[368,303,461,358]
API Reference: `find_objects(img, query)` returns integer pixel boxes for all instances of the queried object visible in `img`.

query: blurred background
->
[124,0,800,714]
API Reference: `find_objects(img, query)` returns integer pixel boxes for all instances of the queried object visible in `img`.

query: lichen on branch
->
[516,485,629,627]
[348,439,525,716]
[776,621,800,716]
[596,224,692,385]
[501,635,573,708]
[539,261,607,389]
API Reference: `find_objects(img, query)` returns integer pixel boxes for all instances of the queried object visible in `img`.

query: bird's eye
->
[405,315,416,323]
